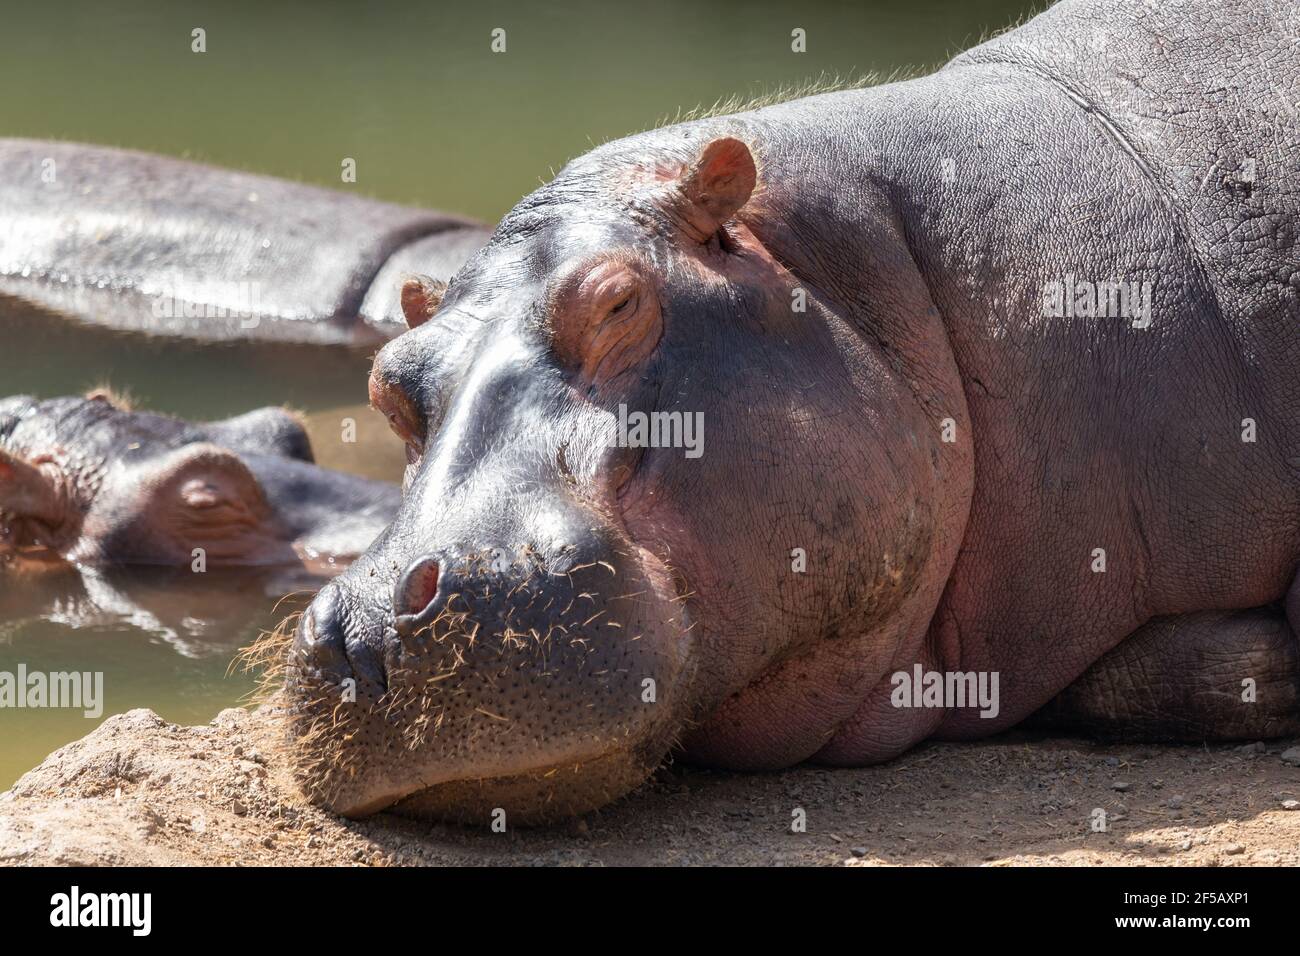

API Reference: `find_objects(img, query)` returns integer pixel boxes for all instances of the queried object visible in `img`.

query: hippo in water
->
[0,393,398,571]
[0,139,490,343]
[279,0,1300,821]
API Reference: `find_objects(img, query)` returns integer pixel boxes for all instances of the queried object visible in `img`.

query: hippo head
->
[287,131,963,821]
[0,392,391,569]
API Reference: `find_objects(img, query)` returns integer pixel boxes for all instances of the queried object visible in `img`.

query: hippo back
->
[951,0,1300,326]
[0,139,489,344]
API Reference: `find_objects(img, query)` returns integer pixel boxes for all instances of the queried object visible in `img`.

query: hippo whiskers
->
[282,542,691,820]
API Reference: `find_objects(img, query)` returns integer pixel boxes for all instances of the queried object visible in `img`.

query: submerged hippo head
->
[287,130,965,821]
[0,392,397,569]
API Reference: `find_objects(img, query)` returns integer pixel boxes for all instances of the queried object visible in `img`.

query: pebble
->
[1167,795,1185,810]
[850,847,868,857]
[1222,843,1245,855]
[1279,746,1300,766]
[1111,781,1132,792]
[1281,799,1299,811]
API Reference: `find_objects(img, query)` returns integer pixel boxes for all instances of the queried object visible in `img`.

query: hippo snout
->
[291,583,352,684]
[284,534,695,821]
[291,579,388,689]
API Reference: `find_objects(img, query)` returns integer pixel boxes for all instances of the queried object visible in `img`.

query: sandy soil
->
[1,706,1297,866]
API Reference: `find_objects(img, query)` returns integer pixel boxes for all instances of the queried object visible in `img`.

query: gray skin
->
[0,393,399,570]
[0,139,490,343]
[282,0,1300,822]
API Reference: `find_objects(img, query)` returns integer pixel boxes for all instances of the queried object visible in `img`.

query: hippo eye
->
[370,375,426,455]
[551,258,661,388]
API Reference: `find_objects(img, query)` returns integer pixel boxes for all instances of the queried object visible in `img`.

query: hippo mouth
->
[283,542,697,823]
[384,728,684,823]
[330,703,691,822]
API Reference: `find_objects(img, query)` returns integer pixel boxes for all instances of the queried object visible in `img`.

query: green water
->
[0,0,1037,789]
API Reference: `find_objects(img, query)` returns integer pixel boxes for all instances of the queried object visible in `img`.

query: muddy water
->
[0,0,1034,788]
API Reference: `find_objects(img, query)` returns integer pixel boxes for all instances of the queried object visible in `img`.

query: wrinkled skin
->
[0,393,399,571]
[274,0,1295,822]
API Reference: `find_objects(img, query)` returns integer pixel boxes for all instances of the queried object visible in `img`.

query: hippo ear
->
[400,275,448,330]
[0,449,63,524]
[674,137,757,237]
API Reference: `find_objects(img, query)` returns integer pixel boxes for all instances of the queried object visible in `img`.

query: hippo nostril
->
[393,554,441,637]
[294,583,350,679]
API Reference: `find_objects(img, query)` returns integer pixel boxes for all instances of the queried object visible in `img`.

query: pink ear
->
[400,275,448,330]
[678,137,757,233]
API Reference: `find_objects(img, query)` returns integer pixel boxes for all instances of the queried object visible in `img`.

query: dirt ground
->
[1,707,1297,866]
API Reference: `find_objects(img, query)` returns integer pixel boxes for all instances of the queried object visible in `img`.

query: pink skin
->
[614,167,974,768]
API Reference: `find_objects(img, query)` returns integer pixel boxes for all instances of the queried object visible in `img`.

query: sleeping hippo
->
[0,393,398,571]
[281,0,1300,821]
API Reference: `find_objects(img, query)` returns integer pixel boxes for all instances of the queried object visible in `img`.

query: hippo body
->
[275,0,1300,821]
[0,139,490,343]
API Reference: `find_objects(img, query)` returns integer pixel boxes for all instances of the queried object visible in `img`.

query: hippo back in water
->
[0,139,490,343]
[281,0,1300,821]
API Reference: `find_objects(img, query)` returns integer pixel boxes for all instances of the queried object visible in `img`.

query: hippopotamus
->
[0,392,398,571]
[280,0,1300,822]
[0,139,490,343]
